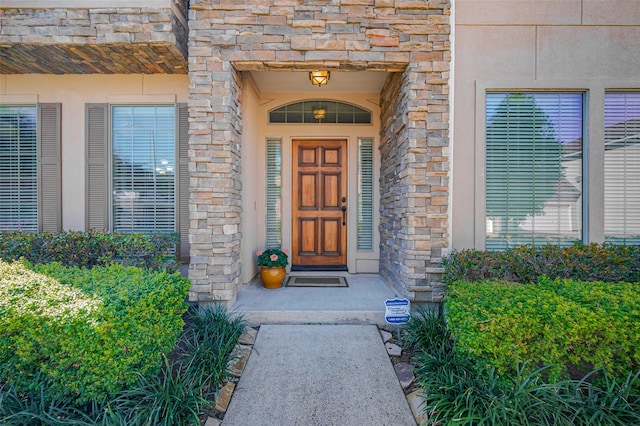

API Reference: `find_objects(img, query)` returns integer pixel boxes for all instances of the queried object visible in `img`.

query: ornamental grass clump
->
[256,247,289,268]
[179,304,246,399]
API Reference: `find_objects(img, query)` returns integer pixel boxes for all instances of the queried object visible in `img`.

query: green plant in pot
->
[256,248,289,289]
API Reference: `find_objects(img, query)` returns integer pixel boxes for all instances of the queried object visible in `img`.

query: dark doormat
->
[286,276,348,287]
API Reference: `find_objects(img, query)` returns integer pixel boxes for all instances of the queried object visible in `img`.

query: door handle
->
[341,205,347,225]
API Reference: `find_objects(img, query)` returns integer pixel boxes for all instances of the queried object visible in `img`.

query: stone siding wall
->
[0,6,187,73]
[379,63,449,302]
[188,0,451,304]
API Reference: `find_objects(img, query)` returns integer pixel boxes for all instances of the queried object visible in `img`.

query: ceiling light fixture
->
[313,108,326,120]
[309,70,330,87]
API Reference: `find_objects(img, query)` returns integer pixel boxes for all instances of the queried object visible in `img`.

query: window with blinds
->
[111,106,176,234]
[265,138,282,248]
[604,92,640,245]
[358,138,374,250]
[0,106,38,232]
[485,93,583,250]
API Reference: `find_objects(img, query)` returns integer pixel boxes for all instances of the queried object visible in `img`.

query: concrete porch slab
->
[229,273,400,326]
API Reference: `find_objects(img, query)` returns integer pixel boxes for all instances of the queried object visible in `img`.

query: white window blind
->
[0,106,38,232]
[112,106,175,234]
[265,138,282,248]
[486,93,583,250]
[358,138,374,250]
[604,92,640,245]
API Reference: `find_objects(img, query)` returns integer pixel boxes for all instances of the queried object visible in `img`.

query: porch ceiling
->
[0,43,187,74]
[250,71,388,94]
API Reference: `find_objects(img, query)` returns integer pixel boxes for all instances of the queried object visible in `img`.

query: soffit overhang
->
[0,3,188,74]
[0,43,187,74]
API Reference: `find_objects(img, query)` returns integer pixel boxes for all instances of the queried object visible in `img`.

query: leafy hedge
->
[0,231,179,270]
[446,277,640,382]
[0,304,246,425]
[0,260,190,404]
[406,309,640,426]
[443,243,640,284]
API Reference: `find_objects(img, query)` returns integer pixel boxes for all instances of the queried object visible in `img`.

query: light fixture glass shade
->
[313,109,326,120]
[309,70,330,87]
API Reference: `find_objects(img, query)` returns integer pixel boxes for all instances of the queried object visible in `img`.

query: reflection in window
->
[269,100,372,124]
[0,106,38,232]
[112,106,175,234]
[604,92,640,245]
[485,93,583,250]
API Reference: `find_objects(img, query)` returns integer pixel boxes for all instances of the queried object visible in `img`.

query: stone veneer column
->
[187,45,243,303]
[379,61,450,296]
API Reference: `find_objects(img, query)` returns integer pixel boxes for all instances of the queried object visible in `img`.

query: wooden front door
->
[292,139,348,267]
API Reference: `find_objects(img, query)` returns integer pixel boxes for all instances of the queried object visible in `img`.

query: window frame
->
[603,90,640,245]
[268,99,373,125]
[0,103,61,233]
[108,104,178,235]
[474,82,592,248]
[474,80,640,249]
[86,103,189,259]
[357,137,374,250]
[483,91,585,249]
[265,137,282,248]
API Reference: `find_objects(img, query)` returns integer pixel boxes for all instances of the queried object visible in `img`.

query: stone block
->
[215,382,235,413]
[227,344,252,377]
[406,390,428,425]
[238,327,258,345]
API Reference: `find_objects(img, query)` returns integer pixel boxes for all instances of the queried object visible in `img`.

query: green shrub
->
[0,301,245,425]
[0,231,179,270]
[0,260,190,404]
[407,310,640,426]
[446,277,640,382]
[443,243,640,284]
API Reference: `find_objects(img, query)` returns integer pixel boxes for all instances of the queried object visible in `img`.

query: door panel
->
[300,218,317,253]
[323,174,340,208]
[300,174,317,208]
[321,218,341,254]
[292,139,347,267]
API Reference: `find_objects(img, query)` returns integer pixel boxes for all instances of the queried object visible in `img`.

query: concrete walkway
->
[222,324,416,426]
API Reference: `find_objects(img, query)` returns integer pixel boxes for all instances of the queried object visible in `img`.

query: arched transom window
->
[269,100,372,124]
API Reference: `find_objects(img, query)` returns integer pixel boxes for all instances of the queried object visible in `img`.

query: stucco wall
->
[0,74,189,231]
[451,0,640,249]
[240,74,263,286]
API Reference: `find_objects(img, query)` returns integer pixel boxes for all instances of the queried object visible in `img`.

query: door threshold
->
[290,265,348,272]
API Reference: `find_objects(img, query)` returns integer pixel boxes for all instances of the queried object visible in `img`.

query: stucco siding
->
[0,74,189,231]
[452,0,640,250]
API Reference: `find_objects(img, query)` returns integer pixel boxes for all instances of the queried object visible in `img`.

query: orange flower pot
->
[260,266,286,289]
